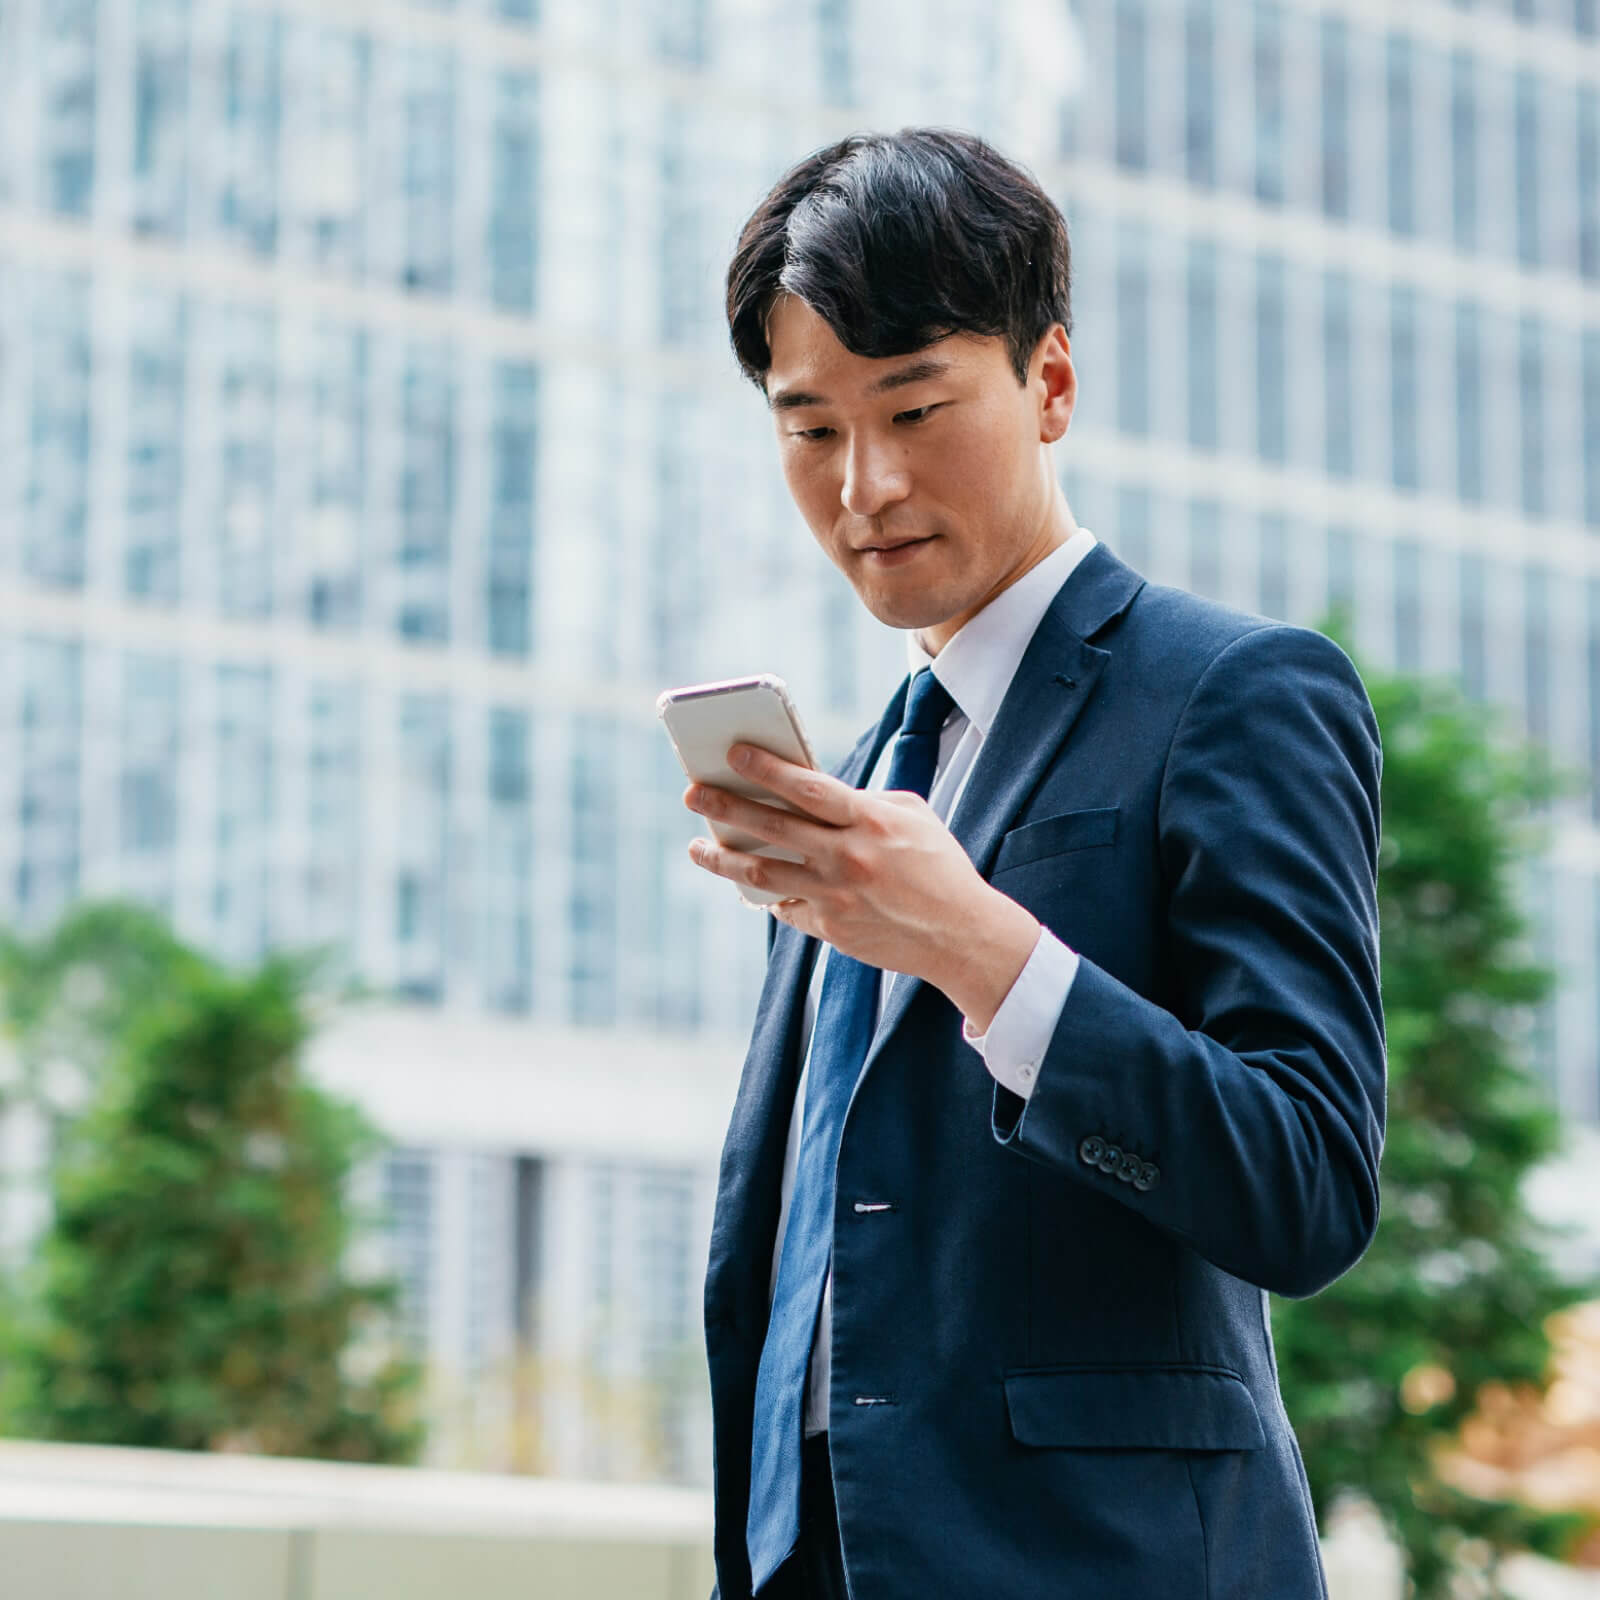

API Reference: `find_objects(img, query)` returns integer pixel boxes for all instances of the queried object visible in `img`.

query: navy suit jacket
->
[704,541,1385,1598]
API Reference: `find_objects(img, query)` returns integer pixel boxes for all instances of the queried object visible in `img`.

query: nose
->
[840,433,911,519]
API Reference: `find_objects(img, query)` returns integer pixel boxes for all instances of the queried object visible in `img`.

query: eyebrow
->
[767,356,956,412]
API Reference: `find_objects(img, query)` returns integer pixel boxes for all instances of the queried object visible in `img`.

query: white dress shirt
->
[770,526,1097,1437]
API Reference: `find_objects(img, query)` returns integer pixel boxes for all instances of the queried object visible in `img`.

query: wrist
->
[932,884,1041,1034]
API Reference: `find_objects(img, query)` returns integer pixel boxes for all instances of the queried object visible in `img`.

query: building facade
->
[0,0,1077,1480]
[0,0,1596,1483]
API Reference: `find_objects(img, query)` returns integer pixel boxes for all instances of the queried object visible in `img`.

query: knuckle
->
[746,860,771,891]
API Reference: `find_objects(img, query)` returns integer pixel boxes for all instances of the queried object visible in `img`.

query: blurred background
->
[0,0,1597,1595]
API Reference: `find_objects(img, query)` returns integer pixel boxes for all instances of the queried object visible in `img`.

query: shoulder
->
[1120,580,1365,705]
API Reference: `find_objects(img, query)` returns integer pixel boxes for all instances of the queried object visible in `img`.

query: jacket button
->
[1115,1151,1141,1184]
[1097,1143,1122,1175]
[1133,1162,1160,1193]
[1078,1135,1106,1167]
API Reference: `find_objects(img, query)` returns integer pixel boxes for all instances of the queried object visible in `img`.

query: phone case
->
[657,674,819,908]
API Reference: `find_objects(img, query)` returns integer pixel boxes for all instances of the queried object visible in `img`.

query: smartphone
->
[657,674,820,908]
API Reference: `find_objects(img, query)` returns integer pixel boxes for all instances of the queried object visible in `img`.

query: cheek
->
[781,453,838,524]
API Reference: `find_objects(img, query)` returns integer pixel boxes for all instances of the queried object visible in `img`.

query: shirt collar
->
[904,526,1099,740]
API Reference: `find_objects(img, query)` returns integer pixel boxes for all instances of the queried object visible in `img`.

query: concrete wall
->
[0,1441,716,1600]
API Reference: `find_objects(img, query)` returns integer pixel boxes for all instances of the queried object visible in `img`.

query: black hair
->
[725,127,1072,391]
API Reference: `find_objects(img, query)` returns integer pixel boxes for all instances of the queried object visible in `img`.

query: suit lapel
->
[855,541,1147,1079]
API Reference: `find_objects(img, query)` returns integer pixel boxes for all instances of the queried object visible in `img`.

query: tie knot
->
[902,667,955,739]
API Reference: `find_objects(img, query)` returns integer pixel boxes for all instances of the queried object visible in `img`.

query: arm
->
[991,625,1385,1300]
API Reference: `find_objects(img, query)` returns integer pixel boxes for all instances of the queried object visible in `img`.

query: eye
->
[893,404,941,425]
[790,426,834,442]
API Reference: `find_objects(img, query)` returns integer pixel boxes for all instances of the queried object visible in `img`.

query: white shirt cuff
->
[961,926,1080,1100]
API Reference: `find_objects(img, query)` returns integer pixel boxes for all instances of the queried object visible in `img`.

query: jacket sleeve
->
[991,623,1386,1299]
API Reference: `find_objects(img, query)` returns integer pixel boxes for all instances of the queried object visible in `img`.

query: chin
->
[855,584,963,633]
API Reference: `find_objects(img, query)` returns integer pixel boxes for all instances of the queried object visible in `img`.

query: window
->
[1393,539,1421,672]
[1579,87,1598,281]
[131,0,189,238]
[1385,34,1414,236]
[1258,513,1289,620]
[1323,273,1353,478]
[1326,525,1356,621]
[383,1151,435,1349]
[19,639,83,925]
[1187,240,1218,451]
[1451,51,1476,253]
[1589,580,1600,821]
[1583,330,1600,528]
[1116,223,1150,436]
[571,717,618,1025]
[38,0,97,217]
[1459,552,1486,702]
[1184,3,1215,186]
[1524,566,1549,747]
[485,707,533,1014]
[1514,69,1540,268]
[1117,485,1152,575]
[399,45,456,294]
[1190,500,1222,599]
[817,0,852,107]
[213,664,273,959]
[1320,18,1349,220]
[306,323,367,630]
[1114,0,1147,171]
[1254,3,1284,205]
[394,694,450,1001]
[121,653,179,858]
[489,72,538,313]
[295,32,367,277]
[126,289,185,604]
[397,342,455,644]
[27,272,92,590]
[488,361,537,657]
[1455,303,1483,504]
[217,305,276,620]
[1257,255,1287,465]
[1390,286,1419,492]
[217,10,280,256]
[304,680,360,949]
[1518,316,1544,519]
[658,105,708,347]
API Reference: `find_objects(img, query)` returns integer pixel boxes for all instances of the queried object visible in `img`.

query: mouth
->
[859,535,935,565]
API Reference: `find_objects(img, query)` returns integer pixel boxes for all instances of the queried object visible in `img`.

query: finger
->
[686,783,829,853]
[688,837,810,900]
[727,744,855,825]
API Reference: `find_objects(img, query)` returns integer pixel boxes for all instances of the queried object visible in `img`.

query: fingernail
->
[729,746,750,771]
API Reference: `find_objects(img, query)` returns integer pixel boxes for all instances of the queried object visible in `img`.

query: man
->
[685,129,1384,1599]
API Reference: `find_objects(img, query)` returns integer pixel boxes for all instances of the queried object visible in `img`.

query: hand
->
[683,742,1041,1029]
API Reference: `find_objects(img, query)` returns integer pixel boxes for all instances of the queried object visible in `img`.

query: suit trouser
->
[760,1432,850,1600]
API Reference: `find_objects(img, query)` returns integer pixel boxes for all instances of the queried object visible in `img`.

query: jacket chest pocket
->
[991,805,1119,876]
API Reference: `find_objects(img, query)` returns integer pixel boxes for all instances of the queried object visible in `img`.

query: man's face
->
[763,294,1076,651]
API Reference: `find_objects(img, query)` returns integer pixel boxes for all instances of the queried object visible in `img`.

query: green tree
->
[0,906,421,1461]
[1274,636,1596,1594]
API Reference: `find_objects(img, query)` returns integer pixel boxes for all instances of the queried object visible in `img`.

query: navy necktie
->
[746,665,957,1591]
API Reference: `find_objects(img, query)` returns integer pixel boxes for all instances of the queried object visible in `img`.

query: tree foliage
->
[1274,637,1597,1593]
[0,904,422,1462]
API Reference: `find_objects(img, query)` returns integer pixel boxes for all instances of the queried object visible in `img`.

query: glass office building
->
[0,0,1596,1480]
[0,0,1073,1479]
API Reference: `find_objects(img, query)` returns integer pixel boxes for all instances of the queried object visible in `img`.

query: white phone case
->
[656,674,820,908]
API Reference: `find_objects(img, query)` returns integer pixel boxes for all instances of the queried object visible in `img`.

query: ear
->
[1035,325,1076,445]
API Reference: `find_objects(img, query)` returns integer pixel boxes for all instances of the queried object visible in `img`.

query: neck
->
[914,488,1080,658]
